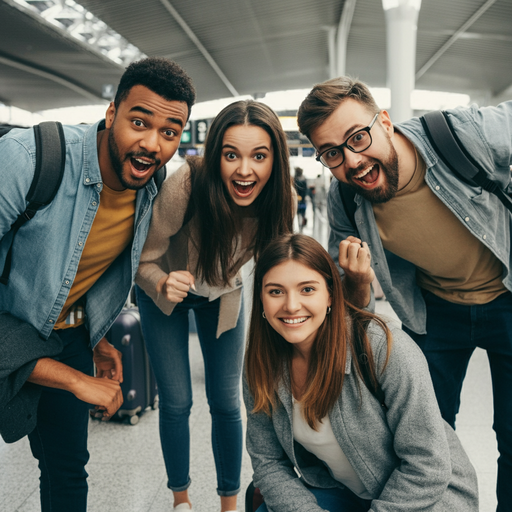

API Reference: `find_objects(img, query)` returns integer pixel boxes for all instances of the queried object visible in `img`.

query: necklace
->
[398,145,418,192]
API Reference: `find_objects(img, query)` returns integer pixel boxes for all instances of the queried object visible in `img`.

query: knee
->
[159,397,193,419]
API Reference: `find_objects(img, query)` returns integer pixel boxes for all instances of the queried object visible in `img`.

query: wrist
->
[66,368,87,396]
[156,275,167,294]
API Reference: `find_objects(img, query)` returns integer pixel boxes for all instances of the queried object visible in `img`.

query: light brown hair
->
[245,233,391,429]
[297,76,380,140]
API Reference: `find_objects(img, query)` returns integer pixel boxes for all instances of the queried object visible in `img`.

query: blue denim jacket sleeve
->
[0,135,36,239]
[450,101,512,186]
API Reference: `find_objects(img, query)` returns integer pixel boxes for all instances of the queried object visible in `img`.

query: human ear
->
[105,102,116,129]
[378,110,394,137]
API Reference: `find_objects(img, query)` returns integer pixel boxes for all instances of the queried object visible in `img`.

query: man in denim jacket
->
[0,57,195,511]
[297,77,511,511]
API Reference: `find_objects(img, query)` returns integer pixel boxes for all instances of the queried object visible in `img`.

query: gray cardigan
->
[244,323,478,511]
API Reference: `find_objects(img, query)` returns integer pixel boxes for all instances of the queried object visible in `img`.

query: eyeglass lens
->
[320,130,372,168]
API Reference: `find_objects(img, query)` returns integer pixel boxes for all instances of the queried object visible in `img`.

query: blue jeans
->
[403,290,512,512]
[136,286,245,496]
[256,486,371,512]
[27,324,93,512]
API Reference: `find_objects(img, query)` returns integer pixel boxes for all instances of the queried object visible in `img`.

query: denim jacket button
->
[464,216,470,222]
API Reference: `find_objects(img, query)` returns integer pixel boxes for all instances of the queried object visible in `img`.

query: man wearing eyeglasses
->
[297,76,512,511]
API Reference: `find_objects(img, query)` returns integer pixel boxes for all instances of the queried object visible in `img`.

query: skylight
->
[10,0,145,66]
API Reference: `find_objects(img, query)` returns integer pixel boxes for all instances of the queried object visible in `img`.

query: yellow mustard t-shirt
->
[54,184,137,329]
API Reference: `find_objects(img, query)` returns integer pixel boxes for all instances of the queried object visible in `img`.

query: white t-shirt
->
[292,399,372,499]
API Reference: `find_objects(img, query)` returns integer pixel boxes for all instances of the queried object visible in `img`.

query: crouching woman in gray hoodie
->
[244,234,478,512]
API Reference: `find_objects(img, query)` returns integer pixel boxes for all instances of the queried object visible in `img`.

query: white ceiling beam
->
[0,54,103,104]
[158,0,240,97]
[415,0,498,80]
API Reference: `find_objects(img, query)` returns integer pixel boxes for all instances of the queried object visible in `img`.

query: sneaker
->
[173,503,192,511]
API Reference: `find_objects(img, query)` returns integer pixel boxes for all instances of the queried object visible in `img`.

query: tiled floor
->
[0,204,498,511]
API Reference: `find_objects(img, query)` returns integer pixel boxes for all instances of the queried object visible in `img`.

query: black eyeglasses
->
[316,112,380,169]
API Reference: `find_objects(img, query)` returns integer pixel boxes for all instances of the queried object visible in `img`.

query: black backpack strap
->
[0,121,65,285]
[420,111,512,213]
[337,179,357,230]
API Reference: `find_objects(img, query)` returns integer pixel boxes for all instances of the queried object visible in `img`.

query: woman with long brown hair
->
[244,233,478,512]
[135,100,294,512]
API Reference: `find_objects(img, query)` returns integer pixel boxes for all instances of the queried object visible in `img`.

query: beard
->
[346,140,399,204]
[107,124,160,190]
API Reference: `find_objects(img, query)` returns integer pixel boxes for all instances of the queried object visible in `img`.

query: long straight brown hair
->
[185,100,294,287]
[245,234,392,429]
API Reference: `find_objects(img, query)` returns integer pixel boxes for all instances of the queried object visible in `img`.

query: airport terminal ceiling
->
[0,0,511,112]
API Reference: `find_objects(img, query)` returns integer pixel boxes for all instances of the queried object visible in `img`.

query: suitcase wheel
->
[126,415,139,425]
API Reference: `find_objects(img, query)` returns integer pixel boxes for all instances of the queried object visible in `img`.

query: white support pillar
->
[336,0,357,77]
[382,0,421,122]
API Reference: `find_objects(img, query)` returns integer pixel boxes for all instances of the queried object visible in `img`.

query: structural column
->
[382,0,421,122]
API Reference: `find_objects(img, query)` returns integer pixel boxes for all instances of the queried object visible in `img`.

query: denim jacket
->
[328,101,512,334]
[0,121,159,348]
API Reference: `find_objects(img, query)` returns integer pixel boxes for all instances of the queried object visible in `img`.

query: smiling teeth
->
[135,158,152,165]
[355,165,373,179]
[282,317,307,324]
[234,180,254,186]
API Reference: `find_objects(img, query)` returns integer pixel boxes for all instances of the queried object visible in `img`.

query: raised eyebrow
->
[263,280,320,288]
[129,106,153,116]
[129,106,183,127]
[317,123,365,153]
[166,117,184,128]
[222,144,270,151]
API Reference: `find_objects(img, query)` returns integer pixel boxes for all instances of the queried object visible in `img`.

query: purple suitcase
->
[107,305,158,424]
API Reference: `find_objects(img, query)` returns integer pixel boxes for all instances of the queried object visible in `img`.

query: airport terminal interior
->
[1,0,511,511]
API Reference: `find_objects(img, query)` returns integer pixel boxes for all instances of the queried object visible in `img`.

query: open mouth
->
[353,164,379,186]
[281,317,308,325]
[130,157,155,175]
[233,180,256,197]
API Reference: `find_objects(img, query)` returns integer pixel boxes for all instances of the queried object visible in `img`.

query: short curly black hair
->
[114,57,196,119]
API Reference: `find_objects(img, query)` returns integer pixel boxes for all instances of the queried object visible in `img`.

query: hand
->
[93,337,123,382]
[338,236,375,287]
[73,373,124,421]
[156,270,195,303]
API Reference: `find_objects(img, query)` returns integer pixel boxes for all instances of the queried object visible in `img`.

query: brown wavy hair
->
[185,100,294,287]
[245,233,392,429]
[297,76,380,140]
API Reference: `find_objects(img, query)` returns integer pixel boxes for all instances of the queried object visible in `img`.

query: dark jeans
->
[256,486,371,512]
[403,291,512,512]
[27,324,93,512]
[136,287,245,496]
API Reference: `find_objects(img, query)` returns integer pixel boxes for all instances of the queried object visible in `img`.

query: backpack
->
[0,121,167,285]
